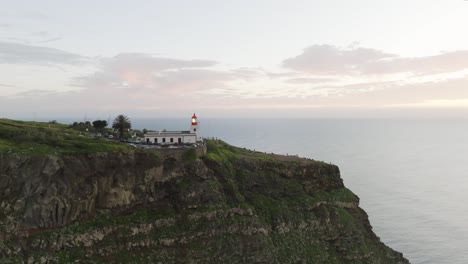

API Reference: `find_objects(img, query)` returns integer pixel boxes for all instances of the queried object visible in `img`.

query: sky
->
[1,0,468,119]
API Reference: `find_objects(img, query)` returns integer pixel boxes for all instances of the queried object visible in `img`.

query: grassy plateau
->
[0,118,131,155]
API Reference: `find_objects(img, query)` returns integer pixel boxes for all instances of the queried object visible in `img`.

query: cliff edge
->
[0,139,409,263]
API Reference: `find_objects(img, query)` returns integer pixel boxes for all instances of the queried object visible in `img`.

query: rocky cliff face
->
[0,141,409,263]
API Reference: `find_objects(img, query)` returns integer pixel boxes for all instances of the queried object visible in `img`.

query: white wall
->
[144,135,196,144]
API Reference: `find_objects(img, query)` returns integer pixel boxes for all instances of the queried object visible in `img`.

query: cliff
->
[0,139,409,263]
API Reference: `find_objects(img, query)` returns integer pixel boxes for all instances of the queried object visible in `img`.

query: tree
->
[78,122,86,130]
[112,115,131,139]
[92,120,108,130]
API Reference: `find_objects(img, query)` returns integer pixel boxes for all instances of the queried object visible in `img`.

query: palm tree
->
[112,114,131,139]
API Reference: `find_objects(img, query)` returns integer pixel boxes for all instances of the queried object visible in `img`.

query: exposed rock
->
[0,141,410,263]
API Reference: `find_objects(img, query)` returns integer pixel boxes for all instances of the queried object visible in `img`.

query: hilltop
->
[0,118,132,155]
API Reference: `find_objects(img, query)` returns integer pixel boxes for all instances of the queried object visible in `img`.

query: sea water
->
[107,118,468,263]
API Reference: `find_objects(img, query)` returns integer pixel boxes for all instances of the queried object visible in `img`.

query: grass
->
[205,140,239,162]
[204,140,278,163]
[205,139,317,165]
[309,188,358,204]
[0,118,132,155]
[204,139,357,214]
[181,148,198,162]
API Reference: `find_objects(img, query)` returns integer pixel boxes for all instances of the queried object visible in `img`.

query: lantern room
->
[191,113,198,126]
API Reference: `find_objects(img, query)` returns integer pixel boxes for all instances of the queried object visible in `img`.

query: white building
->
[144,113,201,145]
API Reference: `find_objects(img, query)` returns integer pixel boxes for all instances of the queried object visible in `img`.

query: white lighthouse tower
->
[191,113,201,141]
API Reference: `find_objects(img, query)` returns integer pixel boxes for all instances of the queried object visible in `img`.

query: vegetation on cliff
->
[0,121,409,263]
[0,118,131,155]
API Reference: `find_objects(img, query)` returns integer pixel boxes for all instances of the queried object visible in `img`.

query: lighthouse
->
[144,113,201,145]
[191,113,201,141]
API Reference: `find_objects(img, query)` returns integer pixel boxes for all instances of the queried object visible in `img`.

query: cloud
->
[282,44,468,75]
[0,83,17,88]
[0,42,85,65]
[266,72,300,79]
[0,82,20,97]
[12,89,60,97]
[28,13,50,20]
[36,37,63,44]
[231,68,266,79]
[392,99,468,108]
[282,45,394,75]
[32,31,49,37]
[11,13,50,21]
[150,68,236,94]
[1,43,467,118]
[0,53,270,116]
[101,53,216,71]
[285,77,337,84]
[314,75,468,107]
[2,74,468,118]
[74,53,258,96]
[30,31,62,44]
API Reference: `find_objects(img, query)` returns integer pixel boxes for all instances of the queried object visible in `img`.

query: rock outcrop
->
[0,141,409,263]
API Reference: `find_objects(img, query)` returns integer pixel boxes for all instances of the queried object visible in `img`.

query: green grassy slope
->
[0,118,131,155]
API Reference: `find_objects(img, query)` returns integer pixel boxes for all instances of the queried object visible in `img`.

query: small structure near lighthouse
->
[144,113,201,145]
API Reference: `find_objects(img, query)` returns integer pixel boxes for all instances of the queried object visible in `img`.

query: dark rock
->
[0,142,410,263]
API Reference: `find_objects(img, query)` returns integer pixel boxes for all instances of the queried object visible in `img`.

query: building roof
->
[145,131,194,137]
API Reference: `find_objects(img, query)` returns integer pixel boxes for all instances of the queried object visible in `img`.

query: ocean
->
[130,118,468,264]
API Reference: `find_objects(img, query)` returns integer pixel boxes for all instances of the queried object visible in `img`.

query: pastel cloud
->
[282,44,468,75]
[1,42,468,118]
[285,77,337,84]
[0,53,267,116]
[0,83,17,88]
[100,53,216,72]
[73,53,253,96]
[0,41,85,65]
